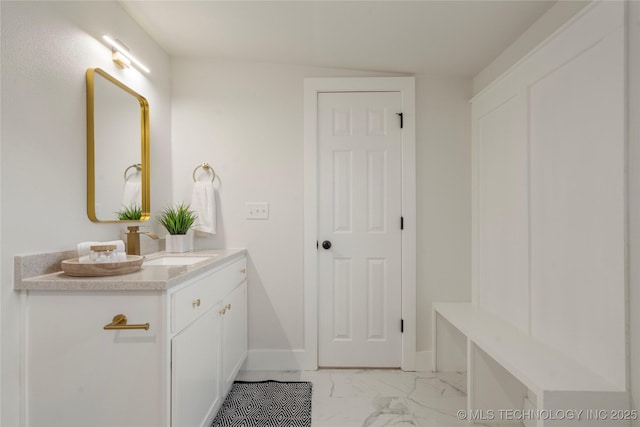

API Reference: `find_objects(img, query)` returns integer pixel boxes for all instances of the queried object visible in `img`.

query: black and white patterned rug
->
[211,380,312,427]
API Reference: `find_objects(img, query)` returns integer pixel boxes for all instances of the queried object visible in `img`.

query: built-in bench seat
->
[432,302,630,427]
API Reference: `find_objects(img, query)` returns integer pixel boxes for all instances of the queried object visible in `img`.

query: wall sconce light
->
[102,35,150,73]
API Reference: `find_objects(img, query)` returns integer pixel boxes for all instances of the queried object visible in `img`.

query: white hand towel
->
[190,181,216,235]
[122,173,141,208]
[77,240,126,257]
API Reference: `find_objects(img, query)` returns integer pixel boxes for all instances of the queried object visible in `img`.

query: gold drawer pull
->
[240,268,246,274]
[192,299,201,308]
[225,304,232,311]
[104,314,149,331]
[219,308,227,315]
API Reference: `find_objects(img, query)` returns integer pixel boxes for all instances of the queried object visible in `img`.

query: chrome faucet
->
[126,226,159,255]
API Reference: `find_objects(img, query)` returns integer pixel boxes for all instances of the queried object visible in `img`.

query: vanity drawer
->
[171,257,246,333]
[211,257,247,298]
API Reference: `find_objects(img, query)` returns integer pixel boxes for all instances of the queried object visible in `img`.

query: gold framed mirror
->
[86,68,150,222]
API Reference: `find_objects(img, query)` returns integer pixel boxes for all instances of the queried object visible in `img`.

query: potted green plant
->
[157,203,197,253]
[115,204,142,221]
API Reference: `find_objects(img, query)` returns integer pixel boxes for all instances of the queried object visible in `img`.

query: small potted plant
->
[115,204,142,221]
[157,203,197,253]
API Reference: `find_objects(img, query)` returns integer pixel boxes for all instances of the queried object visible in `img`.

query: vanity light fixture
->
[102,35,150,73]
[112,50,131,69]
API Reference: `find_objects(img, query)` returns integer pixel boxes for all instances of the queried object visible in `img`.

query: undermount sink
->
[143,256,212,266]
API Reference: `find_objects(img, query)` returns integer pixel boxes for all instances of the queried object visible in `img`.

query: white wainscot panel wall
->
[471,0,626,389]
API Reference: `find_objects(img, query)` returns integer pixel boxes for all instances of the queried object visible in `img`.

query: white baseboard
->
[243,349,432,372]
[414,350,433,372]
[242,349,313,371]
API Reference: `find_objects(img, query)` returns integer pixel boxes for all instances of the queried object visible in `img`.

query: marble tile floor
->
[236,369,497,427]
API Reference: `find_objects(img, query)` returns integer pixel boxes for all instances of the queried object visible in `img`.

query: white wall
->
[171,58,471,368]
[415,75,471,360]
[0,2,171,425]
[473,1,589,95]
[628,1,640,423]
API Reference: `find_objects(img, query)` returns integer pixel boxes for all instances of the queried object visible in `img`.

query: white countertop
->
[14,249,247,291]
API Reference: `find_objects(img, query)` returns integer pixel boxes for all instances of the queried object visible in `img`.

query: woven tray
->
[61,255,144,277]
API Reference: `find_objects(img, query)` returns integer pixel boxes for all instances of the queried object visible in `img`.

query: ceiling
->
[120,0,557,77]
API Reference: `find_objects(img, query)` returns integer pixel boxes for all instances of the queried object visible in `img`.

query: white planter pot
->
[165,234,190,253]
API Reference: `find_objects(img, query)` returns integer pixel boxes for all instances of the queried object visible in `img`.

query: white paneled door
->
[318,92,403,367]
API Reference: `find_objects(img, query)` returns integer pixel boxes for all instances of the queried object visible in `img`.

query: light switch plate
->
[245,202,269,220]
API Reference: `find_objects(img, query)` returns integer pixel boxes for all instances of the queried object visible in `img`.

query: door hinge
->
[396,112,404,129]
[401,216,404,230]
[401,319,404,333]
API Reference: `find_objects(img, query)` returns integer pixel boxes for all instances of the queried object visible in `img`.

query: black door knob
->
[322,240,332,250]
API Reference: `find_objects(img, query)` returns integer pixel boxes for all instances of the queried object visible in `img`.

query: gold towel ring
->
[192,163,216,183]
[123,163,141,181]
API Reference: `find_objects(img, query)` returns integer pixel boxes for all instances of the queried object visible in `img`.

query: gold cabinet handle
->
[219,304,232,316]
[240,268,246,274]
[104,314,149,331]
[192,298,201,308]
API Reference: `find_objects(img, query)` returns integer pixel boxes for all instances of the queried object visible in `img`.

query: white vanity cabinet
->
[25,291,166,427]
[169,256,248,427]
[171,305,221,427]
[220,280,248,395]
[21,251,247,427]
